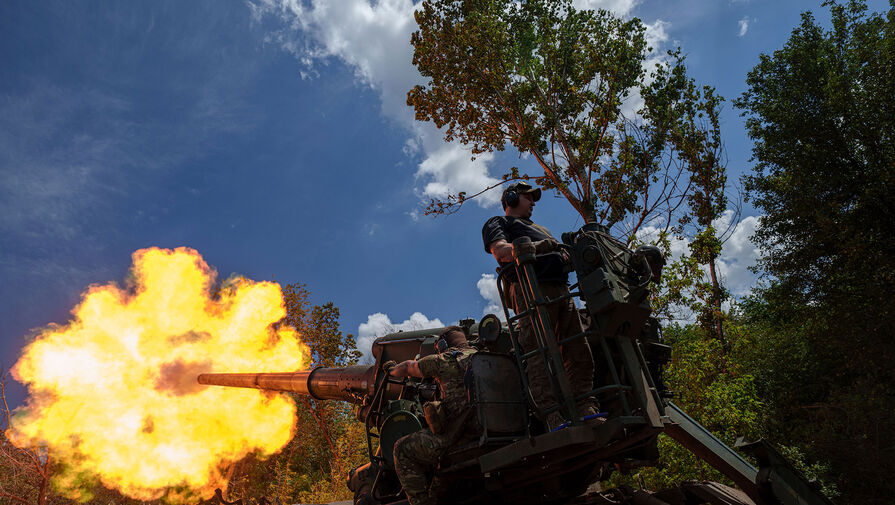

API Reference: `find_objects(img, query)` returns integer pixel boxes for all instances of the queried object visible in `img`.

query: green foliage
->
[729,293,884,503]
[605,324,764,490]
[646,231,728,342]
[410,0,734,364]
[774,445,839,500]
[734,2,895,502]
[736,0,895,307]
[647,236,708,321]
[662,325,762,436]
[410,0,727,236]
[280,284,362,368]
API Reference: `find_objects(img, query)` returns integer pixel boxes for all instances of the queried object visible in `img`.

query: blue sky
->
[1,0,887,407]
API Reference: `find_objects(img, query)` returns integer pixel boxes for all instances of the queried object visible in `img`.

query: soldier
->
[482,181,596,430]
[389,326,478,505]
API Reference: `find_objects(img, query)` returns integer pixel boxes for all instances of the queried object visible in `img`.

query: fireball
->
[8,247,308,501]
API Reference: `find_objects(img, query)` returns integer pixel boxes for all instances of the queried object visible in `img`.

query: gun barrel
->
[198,365,376,403]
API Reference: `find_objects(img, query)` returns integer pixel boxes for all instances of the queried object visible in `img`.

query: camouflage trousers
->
[510,282,595,421]
[393,429,445,505]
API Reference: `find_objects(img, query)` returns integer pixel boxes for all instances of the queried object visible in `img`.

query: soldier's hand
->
[382,360,397,374]
[533,238,559,254]
[560,248,571,264]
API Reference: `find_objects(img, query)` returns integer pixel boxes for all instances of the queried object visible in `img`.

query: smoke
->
[154,359,214,396]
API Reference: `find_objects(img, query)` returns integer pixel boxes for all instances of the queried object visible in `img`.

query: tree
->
[677,88,730,347]
[0,371,54,505]
[409,0,735,342]
[409,0,726,242]
[278,284,363,499]
[736,0,895,309]
[734,1,895,502]
[649,86,734,345]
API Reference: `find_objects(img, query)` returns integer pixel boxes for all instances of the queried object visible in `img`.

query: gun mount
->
[199,223,834,505]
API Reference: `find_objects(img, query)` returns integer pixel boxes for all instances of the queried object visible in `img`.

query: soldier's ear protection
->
[503,186,520,209]
[436,338,449,353]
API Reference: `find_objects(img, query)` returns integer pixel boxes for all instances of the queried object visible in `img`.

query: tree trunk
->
[707,255,727,354]
[301,398,343,477]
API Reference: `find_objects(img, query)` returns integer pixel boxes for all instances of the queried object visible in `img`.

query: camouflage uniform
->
[393,347,478,505]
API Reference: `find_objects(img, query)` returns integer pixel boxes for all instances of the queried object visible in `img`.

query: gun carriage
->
[199,223,832,505]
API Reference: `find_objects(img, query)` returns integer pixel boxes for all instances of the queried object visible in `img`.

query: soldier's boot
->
[578,399,607,426]
[546,411,567,431]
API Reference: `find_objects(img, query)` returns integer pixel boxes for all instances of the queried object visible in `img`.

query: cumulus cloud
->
[645,19,670,48]
[614,18,670,122]
[356,311,444,362]
[476,274,505,320]
[252,0,501,206]
[635,210,763,297]
[712,211,762,296]
[414,129,499,205]
[251,0,663,209]
[738,16,750,37]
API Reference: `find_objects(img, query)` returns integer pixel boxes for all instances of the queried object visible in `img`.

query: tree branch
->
[0,491,32,505]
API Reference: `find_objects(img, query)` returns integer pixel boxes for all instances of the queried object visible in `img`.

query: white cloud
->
[636,224,690,262]
[402,137,421,157]
[617,18,671,121]
[645,19,670,48]
[738,16,750,37]
[476,273,506,320]
[415,136,499,205]
[712,211,762,296]
[356,311,444,362]
[252,0,501,207]
[635,209,763,298]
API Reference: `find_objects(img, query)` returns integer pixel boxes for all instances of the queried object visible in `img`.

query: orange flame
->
[8,247,308,502]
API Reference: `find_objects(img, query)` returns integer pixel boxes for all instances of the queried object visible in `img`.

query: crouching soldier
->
[388,326,479,505]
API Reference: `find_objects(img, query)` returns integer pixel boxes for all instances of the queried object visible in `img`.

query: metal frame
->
[495,241,659,430]
[363,371,417,504]
[497,260,578,424]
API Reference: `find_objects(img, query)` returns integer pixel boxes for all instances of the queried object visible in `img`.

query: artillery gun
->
[199,223,832,505]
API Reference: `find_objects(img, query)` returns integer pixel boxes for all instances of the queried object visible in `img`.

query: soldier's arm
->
[490,238,559,263]
[389,360,423,379]
[489,239,514,263]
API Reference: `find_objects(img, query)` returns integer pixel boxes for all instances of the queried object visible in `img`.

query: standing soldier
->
[389,326,479,505]
[482,181,596,430]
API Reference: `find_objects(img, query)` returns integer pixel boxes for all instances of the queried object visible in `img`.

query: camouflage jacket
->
[417,347,477,420]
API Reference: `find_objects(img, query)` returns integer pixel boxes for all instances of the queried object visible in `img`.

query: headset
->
[502,185,520,209]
